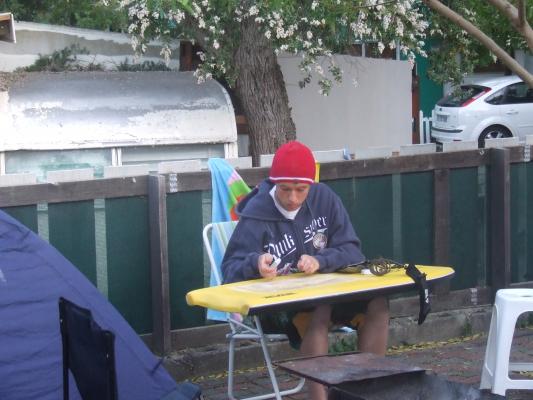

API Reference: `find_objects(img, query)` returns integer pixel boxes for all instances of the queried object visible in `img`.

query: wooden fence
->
[1,146,532,355]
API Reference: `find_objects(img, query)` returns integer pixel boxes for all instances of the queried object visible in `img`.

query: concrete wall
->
[279,55,412,154]
[0,22,180,72]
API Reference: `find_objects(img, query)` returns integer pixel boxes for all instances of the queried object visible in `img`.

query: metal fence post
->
[148,173,171,355]
[490,147,511,299]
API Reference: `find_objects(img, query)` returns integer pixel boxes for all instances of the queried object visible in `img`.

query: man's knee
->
[311,304,332,325]
[367,296,389,319]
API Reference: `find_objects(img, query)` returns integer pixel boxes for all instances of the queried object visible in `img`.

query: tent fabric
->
[0,210,194,400]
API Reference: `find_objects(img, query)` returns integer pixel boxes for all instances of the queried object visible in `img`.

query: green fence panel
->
[48,201,97,284]
[511,163,529,283]
[400,172,434,265]
[449,168,484,290]
[325,178,368,254]
[353,176,394,259]
[2,205,38,233]
[327,176,394,260]
[513,161,533,283]
[527,162,533,282]
[325,178,356,230]
[105,197,151,334]
[167,191,205,329]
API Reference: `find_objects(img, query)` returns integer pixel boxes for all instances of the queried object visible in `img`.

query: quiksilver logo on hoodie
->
[312,232,327,249]
[266,233,296,258]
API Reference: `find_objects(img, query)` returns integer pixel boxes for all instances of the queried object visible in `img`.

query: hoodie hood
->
[236,179,280,221]
[236,179,314,221]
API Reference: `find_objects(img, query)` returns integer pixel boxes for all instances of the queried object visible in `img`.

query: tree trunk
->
[233,18,296,166]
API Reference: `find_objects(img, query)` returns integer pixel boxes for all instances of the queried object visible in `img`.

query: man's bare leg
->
[300,304,332,400]
[357,296,389,355]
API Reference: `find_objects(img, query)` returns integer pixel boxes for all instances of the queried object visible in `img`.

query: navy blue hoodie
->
[221,179,366,283]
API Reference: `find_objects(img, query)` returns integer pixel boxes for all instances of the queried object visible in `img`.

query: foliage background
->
[3,0,531,87]
[1,0,127,32]
[426,0,532,85]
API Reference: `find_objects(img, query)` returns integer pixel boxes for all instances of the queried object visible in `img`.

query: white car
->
[431,75,533,147]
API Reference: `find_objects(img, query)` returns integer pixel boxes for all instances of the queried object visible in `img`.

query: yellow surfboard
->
[186,265,454,315]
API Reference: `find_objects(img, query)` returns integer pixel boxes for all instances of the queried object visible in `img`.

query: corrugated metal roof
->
[1,71,237,151]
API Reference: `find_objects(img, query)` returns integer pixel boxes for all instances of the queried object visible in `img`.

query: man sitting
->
[221,141,389,400]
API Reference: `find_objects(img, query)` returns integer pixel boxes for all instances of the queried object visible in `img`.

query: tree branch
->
[487,0,519,25]
[518,0,526,27]
[486,0,533,51]
[422,0,533,87]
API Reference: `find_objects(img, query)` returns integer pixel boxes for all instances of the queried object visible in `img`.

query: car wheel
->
[478,125,512,148]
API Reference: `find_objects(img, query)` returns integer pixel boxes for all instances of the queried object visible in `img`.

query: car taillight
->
[461,87,491,107]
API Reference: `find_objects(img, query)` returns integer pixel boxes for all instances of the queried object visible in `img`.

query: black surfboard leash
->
[339,257,431,325]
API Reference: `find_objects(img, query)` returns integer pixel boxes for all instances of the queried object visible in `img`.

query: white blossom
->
[160,45,171,65]
[395,21,404,37]
[382,15,391,30]
[140,18,150,37]
[121,0,428,97]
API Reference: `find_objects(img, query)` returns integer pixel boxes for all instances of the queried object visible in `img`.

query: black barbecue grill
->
[276,352,504,400]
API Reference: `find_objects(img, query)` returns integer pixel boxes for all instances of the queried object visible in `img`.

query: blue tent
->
[0,210,198,400]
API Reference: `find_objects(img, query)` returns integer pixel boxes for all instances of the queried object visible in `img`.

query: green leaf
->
[176,0,193,14]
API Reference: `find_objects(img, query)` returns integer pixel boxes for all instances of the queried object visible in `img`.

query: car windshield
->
[437,85,490,107]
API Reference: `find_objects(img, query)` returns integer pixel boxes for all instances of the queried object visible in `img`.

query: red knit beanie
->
[269,141,316,184]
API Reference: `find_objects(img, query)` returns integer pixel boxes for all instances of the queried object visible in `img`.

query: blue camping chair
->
[203,221,305,400]
[59,297,202,400]
[59,297,118,400]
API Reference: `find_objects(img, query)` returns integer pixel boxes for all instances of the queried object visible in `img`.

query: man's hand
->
[297,254,320,275]
[258,253,277,279]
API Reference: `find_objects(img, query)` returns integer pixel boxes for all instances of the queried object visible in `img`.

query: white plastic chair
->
[480,288,533,396]
[202,222,305,400]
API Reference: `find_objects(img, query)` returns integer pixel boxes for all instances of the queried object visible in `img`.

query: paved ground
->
[193,328,533,399]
